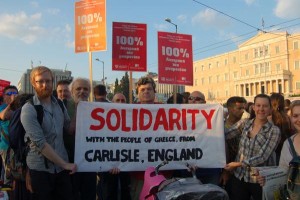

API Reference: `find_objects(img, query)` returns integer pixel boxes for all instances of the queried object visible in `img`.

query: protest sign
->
[256,167,288,200]
[75,102,226,172]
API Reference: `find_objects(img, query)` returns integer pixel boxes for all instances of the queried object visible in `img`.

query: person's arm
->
[225,119,246,140]
[41,143,76,174]
[0,104,12,120]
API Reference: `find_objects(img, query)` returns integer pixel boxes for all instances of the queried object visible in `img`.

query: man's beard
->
[35,87,52,99]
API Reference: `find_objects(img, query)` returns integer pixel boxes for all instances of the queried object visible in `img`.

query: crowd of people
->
[0,65,299,200]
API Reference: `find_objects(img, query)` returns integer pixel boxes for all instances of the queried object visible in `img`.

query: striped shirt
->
[225,118,281,183]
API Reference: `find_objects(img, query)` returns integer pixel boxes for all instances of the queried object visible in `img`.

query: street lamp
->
[95,58,105,84]
[165,18,177,33]
[165,18,178,103]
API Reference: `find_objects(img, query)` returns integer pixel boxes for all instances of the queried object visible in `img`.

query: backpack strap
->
[288,137,298,158]
[27,97,49,169]
[56,99,65,114]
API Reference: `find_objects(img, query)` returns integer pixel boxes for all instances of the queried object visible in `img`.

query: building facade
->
[185,31,300,103]
[18,68,73,94]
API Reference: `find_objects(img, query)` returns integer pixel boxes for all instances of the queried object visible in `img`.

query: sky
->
[0,0,300,86]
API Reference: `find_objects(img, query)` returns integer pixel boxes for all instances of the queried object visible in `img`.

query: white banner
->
[74,102,226,172]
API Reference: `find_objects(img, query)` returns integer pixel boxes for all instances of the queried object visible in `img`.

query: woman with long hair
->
[269,93,292,164]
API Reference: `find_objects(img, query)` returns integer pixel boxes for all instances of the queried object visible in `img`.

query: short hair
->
[56,79,71,89]
[226,96,245,108]
[136,76,156,94]
[69,78,90,93]
[3,85,18,94]
[94,84,107,96]
[291,100,300,115]
[30,66,53,85]
[167,93,185,104]
[254,93,271,106]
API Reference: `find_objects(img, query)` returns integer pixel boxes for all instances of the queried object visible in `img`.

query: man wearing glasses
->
[188,91,222,185]
[21,66,76,200]
[0,85,18,184]
[188,91,206,104]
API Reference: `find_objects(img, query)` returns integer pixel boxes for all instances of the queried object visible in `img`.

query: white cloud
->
[0,12,45,44]
[177,15,187,23]
[274,0,300,19]
[245,0,255,5]
[154,23,169,31]
[191,9,231,30]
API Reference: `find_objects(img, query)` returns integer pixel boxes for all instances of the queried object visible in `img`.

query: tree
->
[120,72,130,102]
[114,78,122,94]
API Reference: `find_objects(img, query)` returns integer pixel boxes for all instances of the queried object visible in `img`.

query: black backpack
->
[285,138,300,198]
[6,97,64,180]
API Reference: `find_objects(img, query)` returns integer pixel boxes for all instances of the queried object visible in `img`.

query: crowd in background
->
[0,66,299,200]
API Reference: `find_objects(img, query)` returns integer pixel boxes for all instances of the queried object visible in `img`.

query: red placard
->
[112,22,147,72]
[75,0,106,53]
[158,32,193,86]
[0,79,11,96]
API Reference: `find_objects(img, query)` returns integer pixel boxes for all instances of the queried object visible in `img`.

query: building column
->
[282,79,285,93]
[248,83,251,96]
[287,79,290,94]
[259,82,262,93]
[264,81,267,94]
[270,80,273,93]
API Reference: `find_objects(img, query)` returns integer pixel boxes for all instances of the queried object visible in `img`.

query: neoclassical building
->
[186,31,300,103]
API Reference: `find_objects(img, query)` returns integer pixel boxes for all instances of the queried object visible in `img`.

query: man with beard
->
[67,78,97,200]
[21,66,76,200]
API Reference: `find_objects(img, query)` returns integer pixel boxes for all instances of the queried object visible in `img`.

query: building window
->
[296,82,300,89]
[276,64,281,71]
[294,41,299,50]
[216,75,219,83]
[264,45,269,55]
[209,76,212,84]
[295,60,300,70]
[216,61,219,67]
[201,78,205,85]
[201,65,204,71]
[233,57,236,63]
[265,62,270,72]
[260,63,265,73]
[275,46,280,54]
[254,48,258,58]
[225,59,227,65]
[259,47,263,56]
[195,67,197,73]
[208,63,211,69]
[225,73,229,81]
[225,90,228,97]
[245,53,248,60]
[246,69,250,76]
[195,79,198,86]
[233,71,237,78]
[255,64,259,74]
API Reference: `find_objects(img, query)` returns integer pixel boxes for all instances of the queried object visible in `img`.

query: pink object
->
[139,166,166,200]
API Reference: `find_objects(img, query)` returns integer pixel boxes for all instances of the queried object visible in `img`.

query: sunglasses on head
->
[188,96,203,101]
[5,91,18,96]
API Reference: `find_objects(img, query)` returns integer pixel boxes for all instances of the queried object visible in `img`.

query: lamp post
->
[165,18,177,33]
[165,18,178,103]
[95,58,105,84]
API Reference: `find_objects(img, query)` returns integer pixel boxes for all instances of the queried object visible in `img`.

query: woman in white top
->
[258,100,300,199]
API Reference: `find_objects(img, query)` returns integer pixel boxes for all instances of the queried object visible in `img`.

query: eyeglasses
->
[115,99,126,103]
[35,80,52,85]
[5,91,18,96]
[188,96,204,101]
